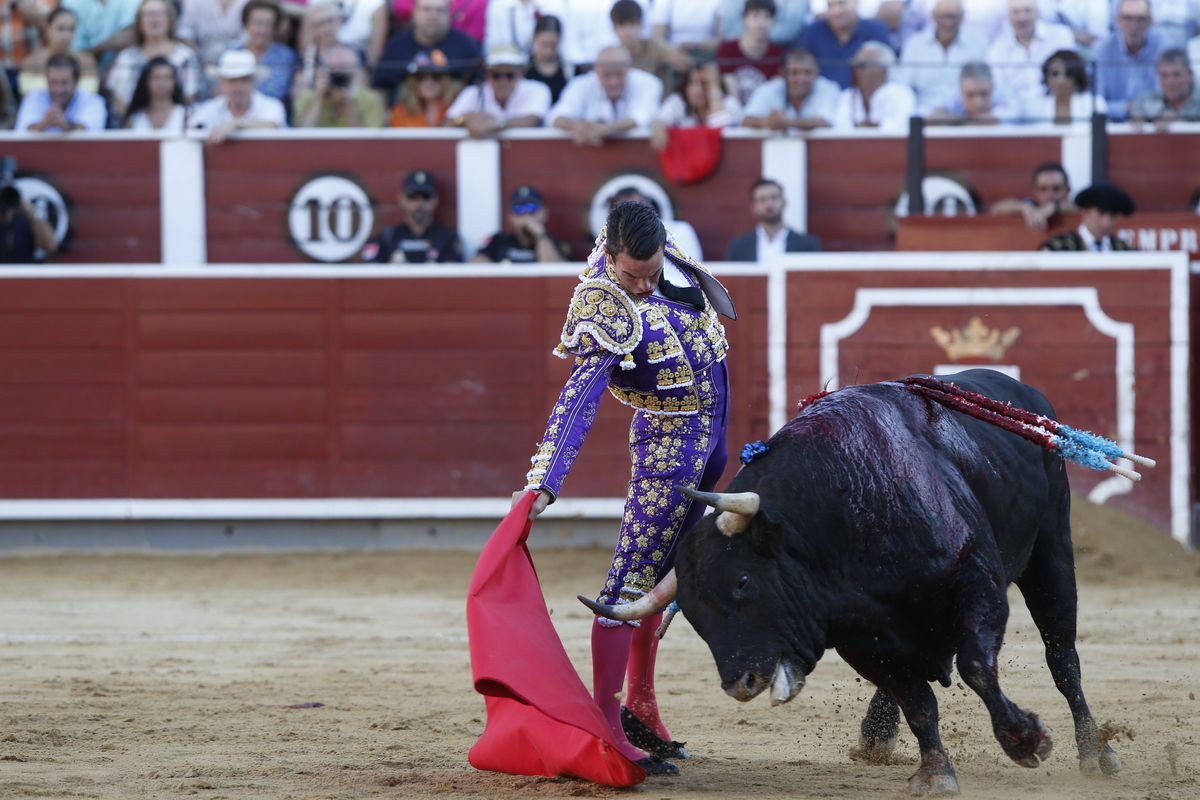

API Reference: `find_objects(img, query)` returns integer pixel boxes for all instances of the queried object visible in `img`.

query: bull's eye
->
[736,574,749,591]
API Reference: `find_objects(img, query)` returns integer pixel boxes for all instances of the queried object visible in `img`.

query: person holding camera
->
[0,181,58,264]
[293,44,385,127]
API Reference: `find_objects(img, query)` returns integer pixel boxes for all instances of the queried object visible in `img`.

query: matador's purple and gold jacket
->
[524,230,736,500]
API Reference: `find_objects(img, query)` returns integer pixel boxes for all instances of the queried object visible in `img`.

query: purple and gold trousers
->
[598,360,730,608]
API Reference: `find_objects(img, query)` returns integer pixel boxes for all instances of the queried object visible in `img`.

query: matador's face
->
[607,247,664,299]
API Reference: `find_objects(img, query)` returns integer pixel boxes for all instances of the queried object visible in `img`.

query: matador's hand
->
[511,489,551,520]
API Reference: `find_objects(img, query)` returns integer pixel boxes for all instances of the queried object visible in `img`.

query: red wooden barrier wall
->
[0,276,767,499]
[1,140,160,263]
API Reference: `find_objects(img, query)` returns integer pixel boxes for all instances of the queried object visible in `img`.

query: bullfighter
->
[512,200,737,775]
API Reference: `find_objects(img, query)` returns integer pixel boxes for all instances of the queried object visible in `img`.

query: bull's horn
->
[677,486,761,516]
[577,569,677,621]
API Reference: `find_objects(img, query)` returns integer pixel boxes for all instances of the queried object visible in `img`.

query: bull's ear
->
[745,507,784,556]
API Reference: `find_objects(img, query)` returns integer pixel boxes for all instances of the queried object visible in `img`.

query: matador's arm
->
[524,343,619,501]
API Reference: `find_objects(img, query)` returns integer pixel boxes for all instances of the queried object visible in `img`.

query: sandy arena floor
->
[1,498,1199,800]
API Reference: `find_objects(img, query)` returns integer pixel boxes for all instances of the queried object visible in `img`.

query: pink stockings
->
[591,613,671,761]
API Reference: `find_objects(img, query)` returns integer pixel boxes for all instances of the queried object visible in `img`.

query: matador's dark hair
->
[605,201,665,261]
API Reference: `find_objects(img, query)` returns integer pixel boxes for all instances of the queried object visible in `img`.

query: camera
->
[328,72,351,89]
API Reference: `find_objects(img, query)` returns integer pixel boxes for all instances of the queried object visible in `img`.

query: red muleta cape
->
[466,491,646,786]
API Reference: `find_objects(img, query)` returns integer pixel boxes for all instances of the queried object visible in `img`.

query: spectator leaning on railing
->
[1091,0,1166,121]
[716,0,786,105]
[739,46,840,131]
[1130,48,1200,130]
[895,0,987,115]
[443,44,550,136]
[832,40,915,131]
[188,48,286,142]
[926,61,1021,125]
[991,161,1076,232]
[546,44,662,146]
[15,51,107,131]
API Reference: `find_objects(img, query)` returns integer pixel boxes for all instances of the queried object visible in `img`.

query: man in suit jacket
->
[725,179,820,261]
[1039,182,1136,252]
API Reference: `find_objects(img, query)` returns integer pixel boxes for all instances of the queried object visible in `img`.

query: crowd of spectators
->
[1,0,1199,138]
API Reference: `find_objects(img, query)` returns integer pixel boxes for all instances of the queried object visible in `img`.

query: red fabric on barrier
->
[467,492,646,787]
[658,126,724,185]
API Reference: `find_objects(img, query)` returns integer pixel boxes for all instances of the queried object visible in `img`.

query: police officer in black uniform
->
[471,185,572,263]
[362,170,464,263]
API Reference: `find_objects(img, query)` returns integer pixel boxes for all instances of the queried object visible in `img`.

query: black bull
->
[599,369,1122,795]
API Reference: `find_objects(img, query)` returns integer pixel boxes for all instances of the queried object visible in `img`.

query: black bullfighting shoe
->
[632,754,680,776]
[621,706,691,760]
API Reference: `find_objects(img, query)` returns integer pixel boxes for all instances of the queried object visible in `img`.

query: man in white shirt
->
[14,53,107,132]
[985,0,1075,107]
[547,45,662,145]
[725,179,820,261]
[188,49,286,144]
[833,40,917,132]
[739,47,842,131]
[897,0,989,114]
[444,45,552,136]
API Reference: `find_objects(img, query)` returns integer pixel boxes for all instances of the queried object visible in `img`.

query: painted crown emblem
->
[930,316,1021,362]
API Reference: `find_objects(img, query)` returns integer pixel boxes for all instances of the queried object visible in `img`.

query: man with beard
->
[725,178,819,261]
[361,170,464,263]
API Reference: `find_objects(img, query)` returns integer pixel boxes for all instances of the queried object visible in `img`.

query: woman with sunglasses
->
[388,52,463,126]
[1026,49,1107,126]
[442,45,551,136]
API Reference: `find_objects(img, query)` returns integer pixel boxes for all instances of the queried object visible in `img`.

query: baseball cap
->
[509,185,544,212]
[404,170,438,196]
[486,45,526,69]
[406,51,450,76]
[217,49,258,79]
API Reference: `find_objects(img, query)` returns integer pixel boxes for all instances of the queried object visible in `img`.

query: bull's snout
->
[723,670,770,702]
[723,662,805,706]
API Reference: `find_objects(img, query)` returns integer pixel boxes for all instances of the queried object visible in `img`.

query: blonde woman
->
[107,0,200,120]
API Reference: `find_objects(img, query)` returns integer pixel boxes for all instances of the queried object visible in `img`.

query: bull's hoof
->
[849,734,899,765]
[1080,745,1122,776]
[907,771,960,795]
[633,754,680,776]
[1003,713,1054,767]
[621,707,690,760]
